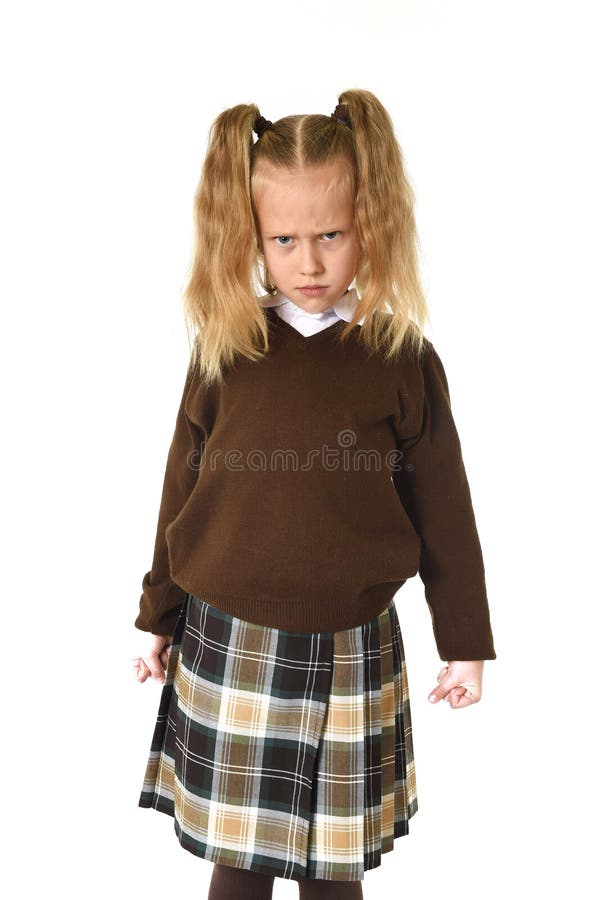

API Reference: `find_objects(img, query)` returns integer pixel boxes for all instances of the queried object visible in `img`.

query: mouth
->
[298,285,328,294]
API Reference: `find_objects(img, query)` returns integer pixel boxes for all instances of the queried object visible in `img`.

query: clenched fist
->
[132,633,173,685]
[428,660,485,709]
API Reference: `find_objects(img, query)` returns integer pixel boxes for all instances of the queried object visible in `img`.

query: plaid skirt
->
[138,593,418,882]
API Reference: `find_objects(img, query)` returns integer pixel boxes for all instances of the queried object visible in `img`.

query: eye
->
[273,231,340,246]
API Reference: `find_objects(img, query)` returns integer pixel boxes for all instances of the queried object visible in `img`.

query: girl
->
[132,89,497,900]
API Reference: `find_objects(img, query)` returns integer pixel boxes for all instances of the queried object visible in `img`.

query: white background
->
[2,1,597,897]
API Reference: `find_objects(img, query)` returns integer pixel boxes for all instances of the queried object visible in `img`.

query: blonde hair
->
[182,88,430,385]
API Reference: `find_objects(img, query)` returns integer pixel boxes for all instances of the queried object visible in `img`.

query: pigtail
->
[182,103,271,385]
[335,89,428,364]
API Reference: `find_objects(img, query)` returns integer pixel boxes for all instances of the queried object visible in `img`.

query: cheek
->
[262,248,288,279]
[343,240,359,268]
[262,246,278,269]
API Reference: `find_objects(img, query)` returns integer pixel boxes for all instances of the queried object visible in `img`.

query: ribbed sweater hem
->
[174,580,408,634]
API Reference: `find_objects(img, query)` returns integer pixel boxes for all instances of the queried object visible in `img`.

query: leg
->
[296,875,363,899]
[207,863,275,900]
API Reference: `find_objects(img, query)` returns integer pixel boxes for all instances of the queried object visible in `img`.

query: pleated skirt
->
[138,592,418,882]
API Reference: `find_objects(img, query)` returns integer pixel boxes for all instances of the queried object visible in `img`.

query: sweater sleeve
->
[134,357,205,636]
[392,340,497,661]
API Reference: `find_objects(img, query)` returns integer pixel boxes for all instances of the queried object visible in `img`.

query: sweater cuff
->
[430,609,497,661]
[134,575,188,636]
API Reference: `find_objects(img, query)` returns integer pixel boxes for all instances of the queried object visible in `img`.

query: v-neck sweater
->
[134,305,496,661]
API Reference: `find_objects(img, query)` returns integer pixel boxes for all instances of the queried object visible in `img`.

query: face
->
[253,159,358,314]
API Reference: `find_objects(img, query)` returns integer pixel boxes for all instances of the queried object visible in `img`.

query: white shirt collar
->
[258,287,365,326]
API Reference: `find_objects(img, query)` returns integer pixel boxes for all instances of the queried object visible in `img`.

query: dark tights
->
[296,874,364,898]
[207,864,274,900]
[207,863,363,899]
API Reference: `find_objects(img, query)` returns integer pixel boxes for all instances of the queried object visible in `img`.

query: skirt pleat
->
[138,593,418,882]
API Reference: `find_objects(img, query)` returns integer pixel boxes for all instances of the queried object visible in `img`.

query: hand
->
[428,660,484,709]
[131,633,173,685]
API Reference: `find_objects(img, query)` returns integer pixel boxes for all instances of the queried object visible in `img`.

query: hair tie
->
[253,115,272,139]
[331,103,351,129]
[254,106,351,138]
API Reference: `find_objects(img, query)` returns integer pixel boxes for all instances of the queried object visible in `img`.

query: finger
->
[448,687,465,707]
[429,675,456,703]
[449,687,478,709]
[140,655,165,685]
[455,682,481,703]
[452,692,471,709]
[136,658,151,683]
[457,683,480,702]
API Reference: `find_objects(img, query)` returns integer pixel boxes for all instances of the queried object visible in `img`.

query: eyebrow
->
[263,225,347,237]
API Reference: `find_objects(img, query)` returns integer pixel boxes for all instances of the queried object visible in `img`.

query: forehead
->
[253,161,355,232]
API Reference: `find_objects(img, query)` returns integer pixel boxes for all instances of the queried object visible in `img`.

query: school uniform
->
[136,288,496,882]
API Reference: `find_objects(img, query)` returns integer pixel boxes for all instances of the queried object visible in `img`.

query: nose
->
[299,243,325,276]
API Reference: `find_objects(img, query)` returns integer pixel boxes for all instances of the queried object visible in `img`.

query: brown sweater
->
[135,306,496,661]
